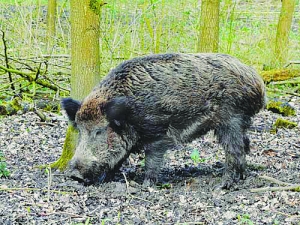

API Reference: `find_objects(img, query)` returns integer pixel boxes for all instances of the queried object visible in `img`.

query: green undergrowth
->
[273,118,297,129]
[0,151,10,178]
[1,0,48,5]
[266,100,296,116]
[190,148,210,165]
[1,0,299,77]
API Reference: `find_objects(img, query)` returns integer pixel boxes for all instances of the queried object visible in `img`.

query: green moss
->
[3,97,23,115]
[51,125,79,171]
[248,163,267,171]
[36,100,60,113]
[0,105,8,115]
[89,0,106,15]
[266,100,296,116]
[273,118,297,129]
[260,69,300,83]
[11,97,22,111]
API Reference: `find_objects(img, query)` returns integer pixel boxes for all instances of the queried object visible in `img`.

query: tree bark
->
[46,0,57,50]
[197,0,220,53]
[274,0,296,67]
[52,0,100,171]
[70,0,101,99]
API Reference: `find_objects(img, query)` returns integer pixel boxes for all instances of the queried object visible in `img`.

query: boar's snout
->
[65,159,85,182]
[66,158,107,185]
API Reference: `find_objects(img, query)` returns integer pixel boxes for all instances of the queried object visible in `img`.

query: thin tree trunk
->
[52,0,100,170]
[274,0,296,67]
[197,0,220,53]
[46,0,57,50]
[70,0,100,99]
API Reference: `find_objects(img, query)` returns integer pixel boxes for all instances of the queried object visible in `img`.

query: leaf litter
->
[0,98,299,224]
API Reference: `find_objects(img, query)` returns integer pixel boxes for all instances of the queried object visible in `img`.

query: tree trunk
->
[70,0,101,99]
[46,0,57,51]
[52,0,100,171]
[197,0,220,53]
[274,0,296,67]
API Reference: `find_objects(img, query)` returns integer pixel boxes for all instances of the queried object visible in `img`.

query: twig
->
[271,79,300,85]
[1,30,15,91]
[258,175,294,186]
[41,73,70,92]
[0,78,24,92]
[163,223,204,225]
[122,172,130,195]
[292,143,300,148]
[284,61,300,68]
[273,210,297,217]
[0,187,73,195]
[38,211,88,218]
[121,173,154,205]
[249,175,300,193]
[47,166,52,202]
[34,108,52,122]
[41,54,70,58]
[250,184,300,193]
[0,64,69,95]
[266,87,300,97]
[36,122,55,126]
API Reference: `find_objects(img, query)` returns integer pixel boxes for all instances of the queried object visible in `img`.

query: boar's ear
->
[61,98,81,122]
[102,97,130,127]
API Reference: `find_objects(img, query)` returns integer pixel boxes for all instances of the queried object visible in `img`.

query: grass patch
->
[0,151,10,178]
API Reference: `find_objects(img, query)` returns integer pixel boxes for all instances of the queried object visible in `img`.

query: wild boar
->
[62,53,266,188]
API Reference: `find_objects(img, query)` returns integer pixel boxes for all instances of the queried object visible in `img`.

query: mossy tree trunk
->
[273,0,296,67]
[197,0,220,53]
[46,0,57,51]
[52,0,100,171]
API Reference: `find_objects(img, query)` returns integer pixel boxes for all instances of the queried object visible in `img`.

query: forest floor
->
[0,97,300,225]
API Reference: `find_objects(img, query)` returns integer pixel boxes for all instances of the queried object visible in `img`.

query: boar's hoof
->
[218,171,245,190]
[143,176,157,187]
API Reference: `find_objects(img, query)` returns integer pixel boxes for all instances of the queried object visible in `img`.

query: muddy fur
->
[62,53,266,188]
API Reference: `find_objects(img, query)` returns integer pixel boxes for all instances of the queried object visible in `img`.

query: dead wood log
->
[260,68,300,83]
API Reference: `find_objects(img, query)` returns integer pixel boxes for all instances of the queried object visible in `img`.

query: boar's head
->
[61,93,137,184]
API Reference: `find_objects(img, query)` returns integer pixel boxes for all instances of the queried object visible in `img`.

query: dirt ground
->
[0,97,299,225]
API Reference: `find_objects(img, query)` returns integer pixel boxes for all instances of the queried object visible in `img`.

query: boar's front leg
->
[143,137,174,187]
[215,117,250,189]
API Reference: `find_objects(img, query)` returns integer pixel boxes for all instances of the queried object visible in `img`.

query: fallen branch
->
[250,175,300,193]
[34,108,52,122]
[257,175,294,186]
[250,184,300,193]
[0,64,69,95]
[266,87,300,97]
[1,30,15,91]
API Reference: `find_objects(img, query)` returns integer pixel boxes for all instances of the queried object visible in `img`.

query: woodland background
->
[0,1,299,224]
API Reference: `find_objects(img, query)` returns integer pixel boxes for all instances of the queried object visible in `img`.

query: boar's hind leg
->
[143,137,174,187]
[215,117,250,189]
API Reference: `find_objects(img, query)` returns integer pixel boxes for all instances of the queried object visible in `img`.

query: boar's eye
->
[94,127,105,138]
[95,129,102,136]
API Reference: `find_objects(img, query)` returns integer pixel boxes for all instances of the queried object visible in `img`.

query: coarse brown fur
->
[62,53,266,188]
